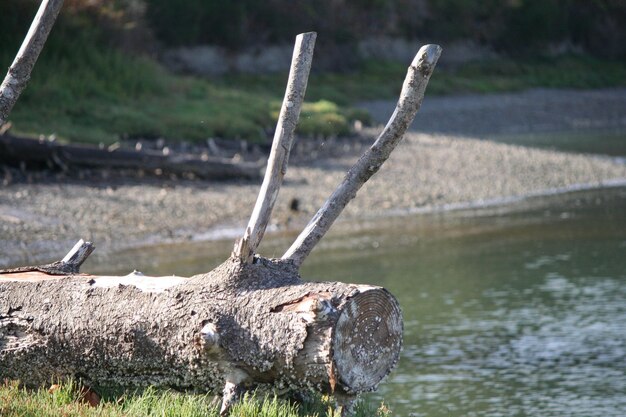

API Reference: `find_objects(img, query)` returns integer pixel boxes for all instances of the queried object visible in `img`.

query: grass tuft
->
[0,379,391,417]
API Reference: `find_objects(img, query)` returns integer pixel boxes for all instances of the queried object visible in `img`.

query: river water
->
[89,184,626,417]
[303,186,626,417]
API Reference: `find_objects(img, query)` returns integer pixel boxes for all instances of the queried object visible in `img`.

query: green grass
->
[5,44,625,146]
[3,45,363,145]
[2,3,625,146]
[0,380,391,417]
[429,55,626,95]
[220,54,626,105]
[0,4,364,146]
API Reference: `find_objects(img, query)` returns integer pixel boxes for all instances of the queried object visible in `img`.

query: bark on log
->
[0,134,262,180]
[0,257,402,413]
[0,0,64,126]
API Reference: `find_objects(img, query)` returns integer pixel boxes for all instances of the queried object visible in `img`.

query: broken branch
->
[0,0,65,126]
[60,239,95,271]
[0,238,94,275]
[233,32,316,263]
[282,44,442,267]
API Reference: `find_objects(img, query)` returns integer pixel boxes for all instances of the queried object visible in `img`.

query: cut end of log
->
[332,288,402,393]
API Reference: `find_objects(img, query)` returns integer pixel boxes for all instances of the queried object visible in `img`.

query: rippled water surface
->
[92,187,626,416]
[307,187,626,417]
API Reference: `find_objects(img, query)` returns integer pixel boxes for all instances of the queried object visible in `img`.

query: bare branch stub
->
[0,0,65,126]
[0,239,94,275]
[283,44,443,267]
[60,239,95,271]
[233,32,317,263]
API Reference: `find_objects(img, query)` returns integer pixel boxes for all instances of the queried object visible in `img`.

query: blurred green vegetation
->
[0,1,363,144]
[1,0,625,145]
[221,55,626,104]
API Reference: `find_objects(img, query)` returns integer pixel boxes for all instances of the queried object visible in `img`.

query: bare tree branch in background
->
[0,0,65,127]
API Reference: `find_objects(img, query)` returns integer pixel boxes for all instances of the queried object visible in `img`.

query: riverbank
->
[359,87,626,138]
[2,88,626,268]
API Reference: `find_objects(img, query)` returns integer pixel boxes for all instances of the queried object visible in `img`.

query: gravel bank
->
[2,89,626,268]
[2,132,625,268]
[359,88,626,137]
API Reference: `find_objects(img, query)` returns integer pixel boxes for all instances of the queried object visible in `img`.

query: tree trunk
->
[0,257,401,410]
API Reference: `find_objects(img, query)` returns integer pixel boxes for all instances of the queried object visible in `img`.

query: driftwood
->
[283,44,442,266]
[0,133,262,180]
[0,239,94,275]
[234,32,316,262]
[0,5,442,414]
[0,250,402,415]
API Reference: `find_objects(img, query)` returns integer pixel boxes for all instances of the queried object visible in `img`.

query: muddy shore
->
[2,88,625,268]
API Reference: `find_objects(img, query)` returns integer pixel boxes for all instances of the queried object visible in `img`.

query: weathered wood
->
[60,239,94,270]
[0,0,64,126]
[0,256,402,415]
[0,239,94,275]
[283,44,442,266]
[234,32,316,263]
[0,134,262,180]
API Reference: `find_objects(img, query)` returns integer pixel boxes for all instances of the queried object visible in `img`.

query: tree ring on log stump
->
[332,288,402,393]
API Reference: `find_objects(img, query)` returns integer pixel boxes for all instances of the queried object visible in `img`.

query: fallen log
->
[0,254,402,412]
[0,134,263,180]
[0,13,441,415]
